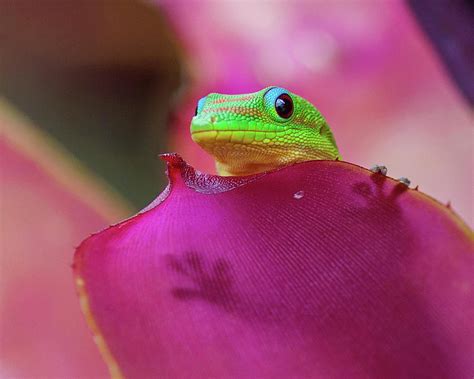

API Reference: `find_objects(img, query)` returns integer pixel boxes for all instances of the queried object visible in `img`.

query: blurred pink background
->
[1,1,472,377]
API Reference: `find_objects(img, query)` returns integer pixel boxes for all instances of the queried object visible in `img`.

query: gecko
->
[190,86,409,184]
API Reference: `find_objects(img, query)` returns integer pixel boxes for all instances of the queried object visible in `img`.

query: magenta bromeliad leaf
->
[74,154,474,378]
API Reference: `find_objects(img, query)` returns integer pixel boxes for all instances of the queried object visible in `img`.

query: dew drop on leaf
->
[293,190,304,199]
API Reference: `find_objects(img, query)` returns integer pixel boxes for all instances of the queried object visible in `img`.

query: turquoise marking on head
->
[195,96,207,116]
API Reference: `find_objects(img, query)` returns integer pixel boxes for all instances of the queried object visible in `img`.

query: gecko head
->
[190,86,340,176]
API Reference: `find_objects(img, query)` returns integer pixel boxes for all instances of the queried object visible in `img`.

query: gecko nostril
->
[210,116,217,123]
[319,124,328,135]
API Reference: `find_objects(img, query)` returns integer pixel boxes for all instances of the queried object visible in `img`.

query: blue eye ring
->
[263,87,294,121]
[195,96,207,116]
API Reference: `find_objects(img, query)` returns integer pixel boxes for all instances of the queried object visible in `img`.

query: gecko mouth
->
[191,118,286,136]
[191,129,287,146]
[190,116,291,150]
[190,129,220,135]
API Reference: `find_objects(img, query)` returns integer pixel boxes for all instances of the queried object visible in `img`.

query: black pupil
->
[275,94,293,118]
[194,106,198,116]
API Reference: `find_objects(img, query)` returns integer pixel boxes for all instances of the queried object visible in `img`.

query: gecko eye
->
[263,87,294,122]
[275,94,293,119]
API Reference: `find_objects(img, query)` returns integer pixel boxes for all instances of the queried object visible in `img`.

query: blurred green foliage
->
[0,0,183,208]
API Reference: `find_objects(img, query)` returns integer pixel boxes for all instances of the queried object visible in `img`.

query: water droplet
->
[293,190,304,200]
[397,177,411,186]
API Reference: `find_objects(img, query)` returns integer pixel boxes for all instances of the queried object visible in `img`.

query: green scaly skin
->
[191,86,341,176]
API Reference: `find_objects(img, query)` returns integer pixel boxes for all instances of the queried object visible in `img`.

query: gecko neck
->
[215,161,281,176]
[215,152,338,176]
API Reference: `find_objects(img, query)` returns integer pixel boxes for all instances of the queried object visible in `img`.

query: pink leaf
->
[75,154,473,378]
[0,101,128,378]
